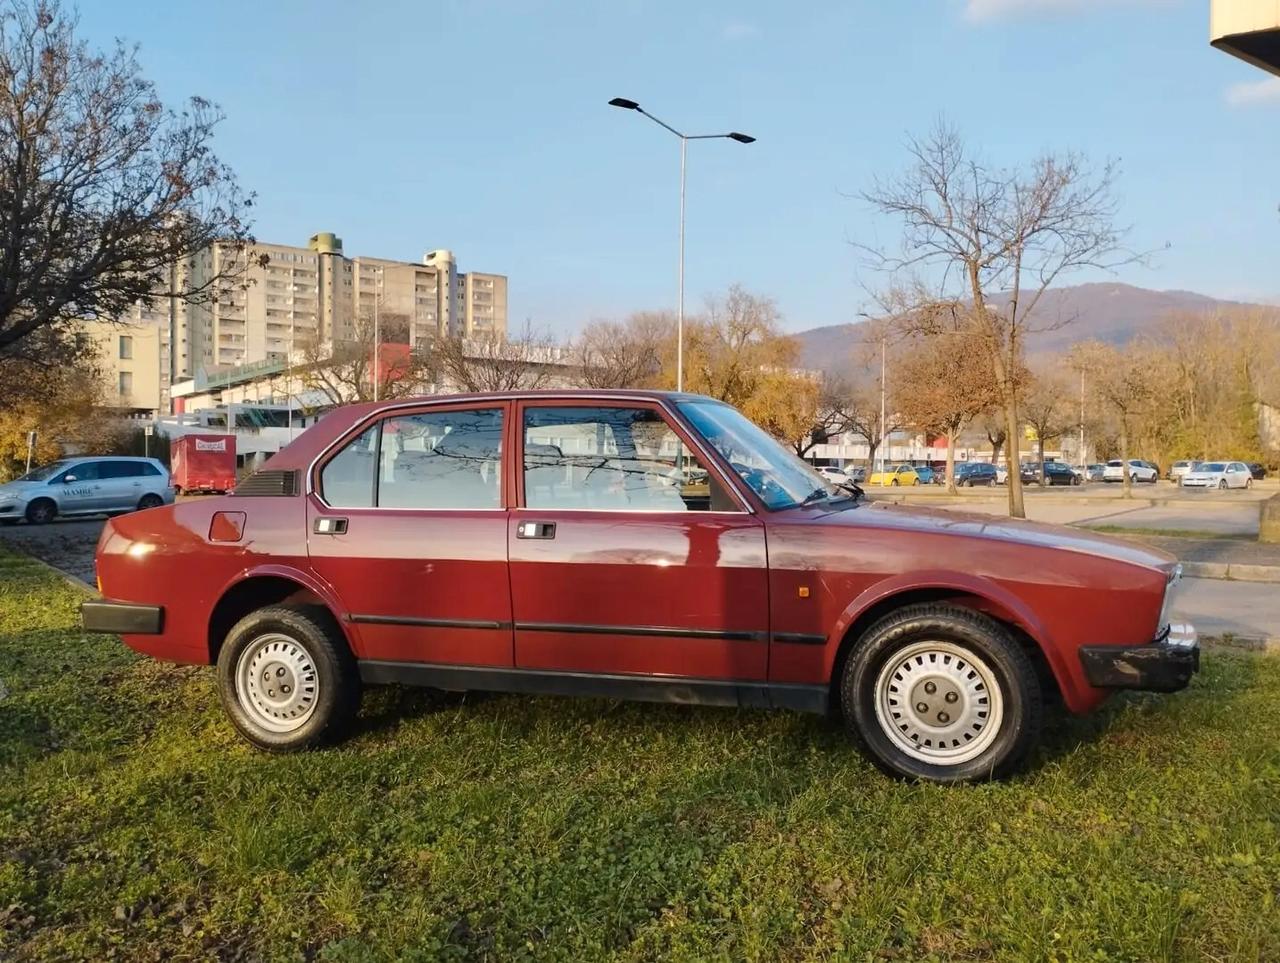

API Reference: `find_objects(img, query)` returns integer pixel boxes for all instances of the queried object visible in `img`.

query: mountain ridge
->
[793,282,1268,372]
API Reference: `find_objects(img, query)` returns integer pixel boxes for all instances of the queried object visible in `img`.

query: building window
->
[118,371,133,396]
[119,335,133,360]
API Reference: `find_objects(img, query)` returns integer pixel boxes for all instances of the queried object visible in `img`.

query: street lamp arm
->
[634,107,685,139]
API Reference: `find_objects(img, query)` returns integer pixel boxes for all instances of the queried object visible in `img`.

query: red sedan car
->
[83,391,1198,782]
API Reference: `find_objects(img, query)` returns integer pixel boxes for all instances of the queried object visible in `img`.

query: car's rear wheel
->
[24,498,56,525]
[137,493,163,511]
[1245,477,1252,489]
[839,603,1042,783]
[217,604,361,752]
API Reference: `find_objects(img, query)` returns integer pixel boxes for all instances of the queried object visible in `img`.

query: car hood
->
[811,500,1175,570]
[1184,470,1220,479]
[0,481,38,499]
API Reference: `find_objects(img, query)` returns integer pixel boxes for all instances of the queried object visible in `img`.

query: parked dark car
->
[1025,462,1082,487]
[83,389,1199,784]
[952,462,998,487]
[1247,462,1267,481]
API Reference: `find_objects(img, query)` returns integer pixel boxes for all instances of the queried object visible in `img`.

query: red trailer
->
[170,434,237,495]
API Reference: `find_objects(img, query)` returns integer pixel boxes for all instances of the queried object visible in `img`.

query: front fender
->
[821,569,1081,710]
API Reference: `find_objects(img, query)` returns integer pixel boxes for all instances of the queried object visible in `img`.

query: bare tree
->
[574,311,671,389]
[0,1,255,366]
[296,309,432,406]
[860,122,1130,517]
[435,322,558,393]
[790,375,855,458]
[895,324,1000,492]
[1020,370,1076,484]
[1072,340,1157,497]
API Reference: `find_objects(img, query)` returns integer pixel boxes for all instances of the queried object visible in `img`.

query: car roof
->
[66,455,158,462]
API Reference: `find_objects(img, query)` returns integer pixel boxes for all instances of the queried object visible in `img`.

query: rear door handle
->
[314,517,348,535]
[516,521,556,539]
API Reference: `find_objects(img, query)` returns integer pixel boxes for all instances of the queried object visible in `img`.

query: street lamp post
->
[608,97,755,393]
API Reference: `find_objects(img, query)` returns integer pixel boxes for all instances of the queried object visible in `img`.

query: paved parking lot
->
[0,517,103,585]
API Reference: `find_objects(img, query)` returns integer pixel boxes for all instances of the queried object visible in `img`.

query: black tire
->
[25,498,56,525]
[891,478,900,487]
[137,493,163,511]
[839,603,1042,783]
[1218,479,1227,490]
[216,604,361,752]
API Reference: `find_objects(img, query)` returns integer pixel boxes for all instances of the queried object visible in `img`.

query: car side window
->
[138,462,162,477]
[320,426,378,507]
[523,406,732,512]
[378,408,504,510]
[99,461,140,479]
[58,462,98,483]
[319,409,506,510]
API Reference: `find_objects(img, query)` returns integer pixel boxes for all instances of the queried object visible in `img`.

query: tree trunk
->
[946,427,958,494]
[1119,418,1132,499]
[990,437,1003,466]
[1003,391,1025,518]
[1037,437,1046,486]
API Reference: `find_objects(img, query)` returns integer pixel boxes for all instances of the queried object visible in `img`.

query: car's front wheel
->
[217,604,361,751]
[840,603,1042,782]
[24,498,56,525]
[1218,479,1228,490]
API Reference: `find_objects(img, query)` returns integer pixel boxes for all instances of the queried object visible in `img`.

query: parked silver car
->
[0,456,175,524]
[1169,460,1200,484]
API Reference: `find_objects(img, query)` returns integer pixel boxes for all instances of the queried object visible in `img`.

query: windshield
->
[1201,462,1225,472]
[679,400,834,510]
[14,460,70,482]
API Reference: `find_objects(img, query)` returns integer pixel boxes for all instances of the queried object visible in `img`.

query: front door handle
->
[516,520,556,539]
[314,517,348,535]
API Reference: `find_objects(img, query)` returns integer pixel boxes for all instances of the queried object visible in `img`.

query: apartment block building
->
[99,232,507,414]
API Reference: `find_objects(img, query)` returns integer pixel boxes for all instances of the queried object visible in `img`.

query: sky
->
[78,0,1280,336]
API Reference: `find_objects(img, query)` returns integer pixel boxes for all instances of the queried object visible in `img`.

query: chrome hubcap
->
[874,640,1004,765]
[235,633,319,733]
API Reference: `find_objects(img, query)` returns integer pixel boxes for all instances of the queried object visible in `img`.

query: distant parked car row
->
[812,457,1269,490]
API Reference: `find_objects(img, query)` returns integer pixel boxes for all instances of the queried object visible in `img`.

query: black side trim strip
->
[514,621,767,642]
[357,661,829,714]
[772,632,827,646]
[81,600,164,635]
[349,614,510,631]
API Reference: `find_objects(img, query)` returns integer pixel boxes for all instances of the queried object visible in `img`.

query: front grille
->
[233,470,300,497]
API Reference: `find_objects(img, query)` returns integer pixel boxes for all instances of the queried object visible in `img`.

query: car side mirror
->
[62,475,76,483]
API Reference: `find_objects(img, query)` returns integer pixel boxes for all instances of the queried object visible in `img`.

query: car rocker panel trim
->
[357,660,829,713]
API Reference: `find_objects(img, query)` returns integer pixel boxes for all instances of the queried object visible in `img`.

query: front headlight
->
[1157,563,1183,637]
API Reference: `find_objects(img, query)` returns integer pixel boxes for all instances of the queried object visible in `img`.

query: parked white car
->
[1180,461,1253,490]
[0,456,175,525]
[1103,459,1158,484]
[816,465,852,486]
[1169,460,1200,484]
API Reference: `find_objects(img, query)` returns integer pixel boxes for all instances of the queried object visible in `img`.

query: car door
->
[508,400,769,681]
[96,460,143,511]
[1228,463,1247,488]
[307,402,515,667]
[51,461,102,514]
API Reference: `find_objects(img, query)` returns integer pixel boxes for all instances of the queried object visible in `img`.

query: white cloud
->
[1225,77,1280,107]
[963,0,1163,22]
[721,20,759,40]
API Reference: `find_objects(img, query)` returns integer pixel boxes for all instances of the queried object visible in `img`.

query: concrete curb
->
[1181,561,1280,584]
[1203,635,1280,655]
[7,552,97,595]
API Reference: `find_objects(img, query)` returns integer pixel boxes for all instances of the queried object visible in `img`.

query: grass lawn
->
[1,549,1279,962]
